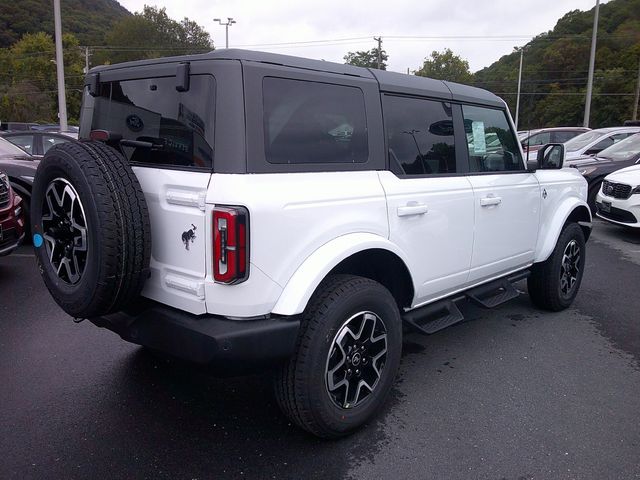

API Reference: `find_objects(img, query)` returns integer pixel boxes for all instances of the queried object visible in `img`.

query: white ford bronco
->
[31,50,591,438]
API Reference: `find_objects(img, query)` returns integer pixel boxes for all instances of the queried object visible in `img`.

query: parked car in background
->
[564,127,640,161]
[0,131,74,157]
[0,122,39,132]
[519,127,590,159]
[595,164,640,228]
[0,137,39,237]
[0,170,25,256]
[570,133,640,212]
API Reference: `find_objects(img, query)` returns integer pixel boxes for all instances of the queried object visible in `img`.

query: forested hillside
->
[474,0,640,129]
[0,0,130,47]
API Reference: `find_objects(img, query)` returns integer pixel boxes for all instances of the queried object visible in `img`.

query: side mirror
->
[526,159,539,172]
[537,143,564,169]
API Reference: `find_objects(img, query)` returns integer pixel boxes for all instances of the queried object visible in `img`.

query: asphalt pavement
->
[1,219,639,480]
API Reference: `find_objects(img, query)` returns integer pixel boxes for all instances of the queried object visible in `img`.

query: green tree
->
[103,6,213,64]
[414,48,473,84]
[344,48,388,70]
[0,32,84,123]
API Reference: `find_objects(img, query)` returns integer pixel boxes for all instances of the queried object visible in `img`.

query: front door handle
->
[480,196,502,207]
[397,202,429,217]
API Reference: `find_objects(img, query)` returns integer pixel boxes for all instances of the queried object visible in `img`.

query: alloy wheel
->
[325,311,388,409]
[41,178,88,285]
[559,239,580,297]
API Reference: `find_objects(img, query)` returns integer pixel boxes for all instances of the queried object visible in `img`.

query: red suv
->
[0,171,25,256]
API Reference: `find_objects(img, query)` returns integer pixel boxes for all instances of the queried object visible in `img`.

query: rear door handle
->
[397,202,429,217]
[480,196,502,207]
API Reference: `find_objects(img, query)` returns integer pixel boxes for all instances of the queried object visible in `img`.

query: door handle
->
[397,202,429,217]
[480,196,502,207]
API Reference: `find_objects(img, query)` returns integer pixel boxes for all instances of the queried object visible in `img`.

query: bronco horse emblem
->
[181,224,197,250]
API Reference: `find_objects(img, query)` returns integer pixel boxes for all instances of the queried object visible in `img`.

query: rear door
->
[461,104,540,283]
[80,62,235,314]
[378,94,475,306]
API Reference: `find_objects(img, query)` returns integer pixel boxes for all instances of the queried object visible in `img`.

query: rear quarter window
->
[262,77,368,164]
[90,75,215,169]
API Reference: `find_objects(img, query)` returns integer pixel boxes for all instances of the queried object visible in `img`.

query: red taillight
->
[213,206,249,284]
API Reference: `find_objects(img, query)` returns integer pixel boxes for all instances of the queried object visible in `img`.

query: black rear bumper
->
[89,301,300,372]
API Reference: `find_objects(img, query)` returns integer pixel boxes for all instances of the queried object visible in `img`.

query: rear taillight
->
[213,206,249,284]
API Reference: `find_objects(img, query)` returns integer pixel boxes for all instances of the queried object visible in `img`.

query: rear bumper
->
[89,301,300,372]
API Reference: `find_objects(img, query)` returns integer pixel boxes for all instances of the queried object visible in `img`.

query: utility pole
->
[84,46,91,73]
[515,47,524,130]
[53,0,68,131]
[213,17,236,48]
[584,0,600,128]
[633,57,640,121]
[373,36,382,70]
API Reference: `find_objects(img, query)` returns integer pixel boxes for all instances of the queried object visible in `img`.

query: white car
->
[30,50,592,438]
[564,127,640,162]
[595,164,640,228]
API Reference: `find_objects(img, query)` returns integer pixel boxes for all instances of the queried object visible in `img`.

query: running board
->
[402,270,530,335]
[403,296,465,335]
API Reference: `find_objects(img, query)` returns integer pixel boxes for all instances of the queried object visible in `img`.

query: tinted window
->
[527,131,550,146]
[5,134,34,155]
[552,130,581,143]
[263,77,368,164]
[42,134,70,153]
[462,105,523,172]
[383,95,456,175]
[91,75,215,169]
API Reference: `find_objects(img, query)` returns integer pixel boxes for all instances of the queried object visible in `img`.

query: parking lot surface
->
[1,219,639,480]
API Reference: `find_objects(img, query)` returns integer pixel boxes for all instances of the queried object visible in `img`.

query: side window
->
[591,136,614,151]
[552,130,578,143]
[462,105,524,173]
[6,135,34,155]
[527,131,551,146]
[383,95,456,175]
[42,135,69,154]
[263,77,368,164]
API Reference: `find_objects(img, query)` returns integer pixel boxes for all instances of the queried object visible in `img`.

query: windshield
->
[0,137,30,156]
[597,133,640,162]
[565,130,607,152]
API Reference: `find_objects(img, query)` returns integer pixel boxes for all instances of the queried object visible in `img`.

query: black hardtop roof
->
[89,49,504,108]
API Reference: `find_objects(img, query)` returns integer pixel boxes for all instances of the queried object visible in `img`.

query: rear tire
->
[528,223,586,311]
[31,141,151,318]
[274,274,402,438]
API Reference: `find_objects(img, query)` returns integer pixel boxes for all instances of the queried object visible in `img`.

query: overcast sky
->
[116,0,606,73]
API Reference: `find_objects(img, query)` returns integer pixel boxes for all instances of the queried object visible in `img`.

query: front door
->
[460,104,541,283]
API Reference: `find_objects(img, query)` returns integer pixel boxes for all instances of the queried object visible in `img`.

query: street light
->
[213,17,237,49]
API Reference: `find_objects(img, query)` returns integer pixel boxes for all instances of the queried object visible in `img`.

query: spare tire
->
[31,141,151,319]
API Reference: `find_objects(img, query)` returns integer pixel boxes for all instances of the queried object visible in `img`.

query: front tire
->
[528,223,586,311]
[274,275,402,438]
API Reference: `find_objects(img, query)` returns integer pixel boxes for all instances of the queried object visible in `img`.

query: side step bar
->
[402,270,530,335]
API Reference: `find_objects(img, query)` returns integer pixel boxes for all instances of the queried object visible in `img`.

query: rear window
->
[90,75,215,169]
[263,77,368,164]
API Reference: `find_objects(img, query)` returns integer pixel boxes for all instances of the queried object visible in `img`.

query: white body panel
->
[466,173,540,282]
[533,168,589,262]
[133,167,211,314]
[595,165,640,228]
[133,166,589,318]
[377,171,474,306]
[204,171,388,316]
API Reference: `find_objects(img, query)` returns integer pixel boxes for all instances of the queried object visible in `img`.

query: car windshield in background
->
[0,137,30,156]
[565,130,607,152]
[597,133,640,162]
